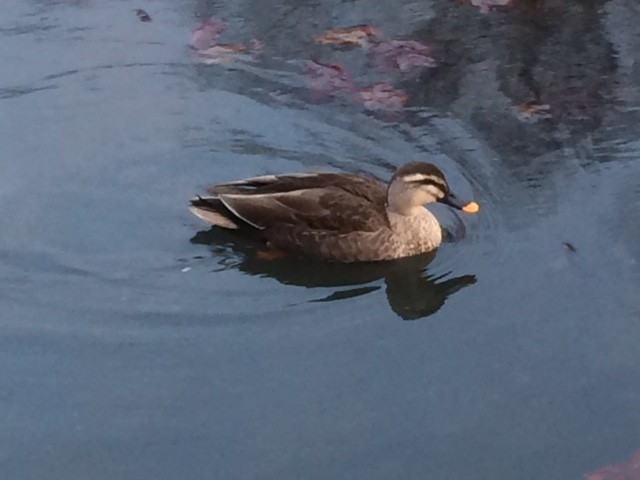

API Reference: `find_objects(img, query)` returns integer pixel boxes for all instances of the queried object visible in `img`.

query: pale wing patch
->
[223,175,279,185]
[189,205,239,229]
[222,172,325,186]
[222,189,316,200]
[209,173,330,195]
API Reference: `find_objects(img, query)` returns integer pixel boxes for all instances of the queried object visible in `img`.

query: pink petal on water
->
[196,44,248,64]
[370,39,436,72]
[585,449,640,480]
[189,18,226,50]
[354,82,408,111]
[303,60,355,95]
[313,25,380,47]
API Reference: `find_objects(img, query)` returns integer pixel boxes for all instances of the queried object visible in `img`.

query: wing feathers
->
[218,195,266,230]
[218,190,327,230]
[193,172,388,233]
[189,197,239,229]
[207,173,329,195]
[188,206,239,229]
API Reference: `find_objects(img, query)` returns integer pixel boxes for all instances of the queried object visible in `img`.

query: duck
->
[189,161,479,262]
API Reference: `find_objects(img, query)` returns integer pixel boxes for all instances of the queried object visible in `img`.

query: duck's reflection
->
[191,229,476,320]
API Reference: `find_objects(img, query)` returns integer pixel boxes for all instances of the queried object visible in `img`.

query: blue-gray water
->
[2,1,639,479]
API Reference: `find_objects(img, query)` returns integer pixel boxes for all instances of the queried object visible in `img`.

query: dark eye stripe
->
[414,178,447,191]
[408,178,443,185]
[399,173,449,194]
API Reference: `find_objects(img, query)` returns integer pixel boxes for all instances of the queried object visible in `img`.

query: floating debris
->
[516,102,552,119]
[369,39,436,72]
[189,18,226,50]
[313,25,380,47]
[354,82,408,111]
[197,44,248,64]
[464,0,515,14]
[303,60,355,96]
[134,9,151,22]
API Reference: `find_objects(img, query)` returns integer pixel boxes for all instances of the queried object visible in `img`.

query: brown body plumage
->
[189,162,479,262]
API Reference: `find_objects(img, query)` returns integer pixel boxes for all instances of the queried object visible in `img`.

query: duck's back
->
[213,172,389,232]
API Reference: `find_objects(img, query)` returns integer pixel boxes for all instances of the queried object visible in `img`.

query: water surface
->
[1,0,639,479]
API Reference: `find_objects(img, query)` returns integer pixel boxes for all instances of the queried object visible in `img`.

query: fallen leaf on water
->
[370,40,436,72]
[585,449,640,480]
[189,18,226,50]
[303,60,354,95]
[313,25,380,47]
[516,102,551,118]
[354,82,408,111]
[197,44,248,64]
[134,9,151,22]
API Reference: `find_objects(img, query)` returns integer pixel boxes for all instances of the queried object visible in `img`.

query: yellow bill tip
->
[462,201,480,214]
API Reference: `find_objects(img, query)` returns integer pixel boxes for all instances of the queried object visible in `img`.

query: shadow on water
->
[191,228,476,320]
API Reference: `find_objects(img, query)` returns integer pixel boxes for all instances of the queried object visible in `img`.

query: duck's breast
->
[387,210,442,258]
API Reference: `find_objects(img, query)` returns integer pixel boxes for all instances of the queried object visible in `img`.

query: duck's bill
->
[442,196,480,214]
[461,201,480,213]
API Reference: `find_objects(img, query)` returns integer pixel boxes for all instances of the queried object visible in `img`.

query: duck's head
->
[387,162,480,215]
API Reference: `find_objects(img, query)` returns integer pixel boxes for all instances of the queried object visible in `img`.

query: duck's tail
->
[189,196,239,229]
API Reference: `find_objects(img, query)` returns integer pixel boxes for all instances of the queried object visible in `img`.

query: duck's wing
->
[203,172,389,233]
[208,172,378,197]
